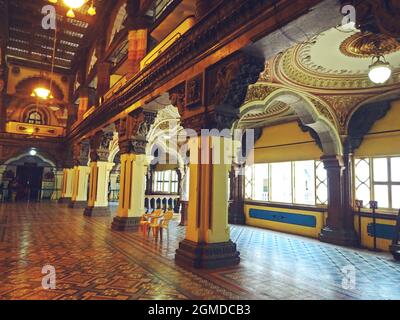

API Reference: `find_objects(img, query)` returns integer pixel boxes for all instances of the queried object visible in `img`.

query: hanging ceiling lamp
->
[31,87,53,100]
[368,55,392,84]
[48,0,96,18]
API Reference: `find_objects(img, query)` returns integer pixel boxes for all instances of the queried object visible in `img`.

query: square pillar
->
[69,166,90,208]
[111,154,148,231]
[58,168,74,203]
[175,136,240,269]
[84,161,114,217]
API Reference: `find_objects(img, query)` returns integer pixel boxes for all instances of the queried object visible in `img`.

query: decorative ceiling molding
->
[273,28,400,92]
[244,84,278,104]
[318,94,370,134]
[339,32,400,58]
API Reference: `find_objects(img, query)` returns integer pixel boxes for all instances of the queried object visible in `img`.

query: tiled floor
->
[0,202,399,300]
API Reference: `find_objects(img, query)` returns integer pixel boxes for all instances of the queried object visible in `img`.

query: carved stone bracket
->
[206,52,265,109]
[72,140,90,166]
[89,131,113,162]
[297,120,323,151]
[170,53,265,132]
[116,108,157,155]
[344,100,392,154]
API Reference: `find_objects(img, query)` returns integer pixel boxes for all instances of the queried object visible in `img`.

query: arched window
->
[27,111,43,125]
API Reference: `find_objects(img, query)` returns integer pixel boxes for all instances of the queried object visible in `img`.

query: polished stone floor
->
[0,202,399,300]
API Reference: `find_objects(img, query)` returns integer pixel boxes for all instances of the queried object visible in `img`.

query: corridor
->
[0,203,399,300]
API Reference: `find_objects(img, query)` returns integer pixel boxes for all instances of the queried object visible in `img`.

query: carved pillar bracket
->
[344,101,392,154]
[116,109,157,155]
[181,52,265,132]
[89,131,113,162]
[72,140,90,166]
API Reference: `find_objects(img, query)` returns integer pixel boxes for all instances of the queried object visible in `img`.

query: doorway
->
[16,164,44,201]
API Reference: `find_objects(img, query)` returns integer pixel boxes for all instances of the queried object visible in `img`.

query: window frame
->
[355,156,400,211]
[26,111,43,125]
[244,160,328,207]
[153,170,179,194]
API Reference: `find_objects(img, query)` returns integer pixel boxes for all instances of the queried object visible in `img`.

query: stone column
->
[59,168,74,203]
[171,52,264,269]
[69,166,90,208]
[84,131,114,217]
[145,165,155,195]
[228,163,246,225]
[179,165,189,226]
[111,109,157,231]
[112,153,149,230]
[52,169,64,201]
[84,161,114,216]
[176,135,239,269]
[69,141,90,208]
[319,155,358,246]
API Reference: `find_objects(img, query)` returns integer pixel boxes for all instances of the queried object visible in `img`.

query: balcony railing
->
[145,194,180,213]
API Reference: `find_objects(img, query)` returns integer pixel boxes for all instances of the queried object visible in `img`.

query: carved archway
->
[239,88,342,156]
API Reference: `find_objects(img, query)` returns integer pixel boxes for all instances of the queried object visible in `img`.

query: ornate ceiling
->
[273,27,400,91]
[240,26,400,134]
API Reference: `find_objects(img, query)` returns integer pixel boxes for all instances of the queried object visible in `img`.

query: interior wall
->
[253,121,323,163]
[355,99,400,157]
[353,99,400,251]
[245,120,326,239]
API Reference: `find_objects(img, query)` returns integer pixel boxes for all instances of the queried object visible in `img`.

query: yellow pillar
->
[69,165,90,208]
[112,154,148,231]
[84,161,114,216]
[58,168,74,203]
[176,135,240,269]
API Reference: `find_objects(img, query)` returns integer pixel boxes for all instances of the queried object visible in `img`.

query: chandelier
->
[368,55,392,84]
[48,0,96,18]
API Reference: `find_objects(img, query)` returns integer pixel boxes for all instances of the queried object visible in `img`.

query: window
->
[271,162,292,203]
[27,111,43,125]
[245,160,327,206]
[154,170,179,194]
[355,157,400,210]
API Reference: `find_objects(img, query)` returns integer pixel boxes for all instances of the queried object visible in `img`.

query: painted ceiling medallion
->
[340,32,400,59]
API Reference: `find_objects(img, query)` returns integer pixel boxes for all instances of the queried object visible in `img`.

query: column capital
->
[89,131,113,162]
[116,109,157,155]
[72,140,90,166]
[321,155,344,170]
[169,52,265,132]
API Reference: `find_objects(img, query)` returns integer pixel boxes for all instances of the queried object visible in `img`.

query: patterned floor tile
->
[0,202,400,300]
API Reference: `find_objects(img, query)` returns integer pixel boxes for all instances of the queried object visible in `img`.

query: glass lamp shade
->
[87,4,96,16]
[32,87,52,100]
[368,57,392,84]
[63,0,86,9]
